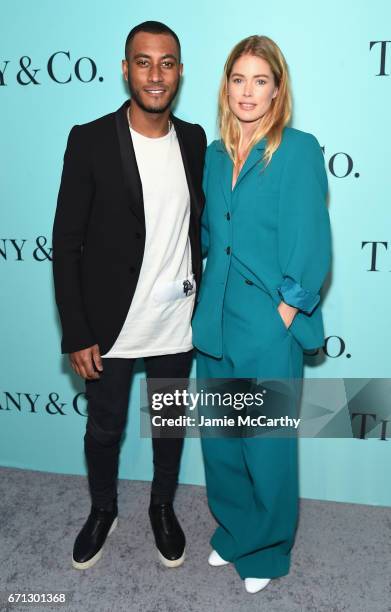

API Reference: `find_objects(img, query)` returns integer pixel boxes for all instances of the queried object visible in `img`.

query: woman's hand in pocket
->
[277,301,298,329]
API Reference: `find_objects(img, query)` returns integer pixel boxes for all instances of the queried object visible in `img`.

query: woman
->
[192,35,331,594]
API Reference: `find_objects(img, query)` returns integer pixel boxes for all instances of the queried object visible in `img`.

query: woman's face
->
[227,54,278,125]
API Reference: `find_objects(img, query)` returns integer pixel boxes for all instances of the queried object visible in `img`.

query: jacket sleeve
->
[200,144,211,258]
[277,133,331,314]
[52,125,96,353]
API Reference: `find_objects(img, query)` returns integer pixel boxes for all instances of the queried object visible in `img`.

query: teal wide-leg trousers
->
[196,264,304,579]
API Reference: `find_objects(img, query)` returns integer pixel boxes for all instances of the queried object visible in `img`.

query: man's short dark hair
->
[125,21,181,61]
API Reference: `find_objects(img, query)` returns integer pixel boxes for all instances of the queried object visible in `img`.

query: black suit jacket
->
[52,100,207,355]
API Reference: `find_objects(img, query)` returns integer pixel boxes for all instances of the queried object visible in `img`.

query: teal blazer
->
[192,127,332,358]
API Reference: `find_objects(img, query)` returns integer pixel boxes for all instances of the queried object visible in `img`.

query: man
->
[52,21,206,570]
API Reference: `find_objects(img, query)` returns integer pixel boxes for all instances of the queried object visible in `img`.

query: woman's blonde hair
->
[218,35,292,168]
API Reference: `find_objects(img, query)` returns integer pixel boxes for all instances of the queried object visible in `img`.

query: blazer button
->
[225,246,231,255]
[135,232,141,239]
[245,279,253,285]
[225,212,231,220]
[129,265,136,273]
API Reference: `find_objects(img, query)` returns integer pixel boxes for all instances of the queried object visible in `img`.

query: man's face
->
[122,31,182,114]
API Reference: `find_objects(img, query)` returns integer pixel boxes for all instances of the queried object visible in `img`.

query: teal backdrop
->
[1,0,390,506]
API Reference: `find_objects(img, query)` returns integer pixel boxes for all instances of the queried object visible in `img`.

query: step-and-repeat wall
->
[1,0,390,506]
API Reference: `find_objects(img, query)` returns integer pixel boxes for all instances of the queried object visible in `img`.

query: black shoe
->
[72,500,118,570]
[148,498,186,568]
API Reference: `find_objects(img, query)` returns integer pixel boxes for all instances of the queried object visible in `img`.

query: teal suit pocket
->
[270,300,292,338]
[287,306,325,352]
[268,290,324,352]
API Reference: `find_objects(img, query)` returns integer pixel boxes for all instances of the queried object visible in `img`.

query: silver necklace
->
[127,104,172,135]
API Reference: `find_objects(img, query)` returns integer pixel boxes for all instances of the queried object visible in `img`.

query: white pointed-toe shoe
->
[244,577,271,593]
[208,549,230,566]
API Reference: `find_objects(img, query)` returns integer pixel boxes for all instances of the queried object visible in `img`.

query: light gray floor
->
[0,466,390,612]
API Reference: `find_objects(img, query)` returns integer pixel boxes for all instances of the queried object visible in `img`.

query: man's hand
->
[69,344,103,380]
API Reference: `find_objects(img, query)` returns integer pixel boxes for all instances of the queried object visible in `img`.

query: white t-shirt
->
[101,123,195,358]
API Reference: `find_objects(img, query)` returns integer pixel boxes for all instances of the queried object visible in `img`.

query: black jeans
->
[84,350,193,510]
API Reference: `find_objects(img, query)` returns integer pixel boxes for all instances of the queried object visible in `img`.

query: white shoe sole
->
[208,550,230,567]
[208,558,230,566]
[244,577,271,593]
[157,547,185,568]
[72,516,118,570]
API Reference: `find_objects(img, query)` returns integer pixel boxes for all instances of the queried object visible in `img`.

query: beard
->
[127,74,180,114]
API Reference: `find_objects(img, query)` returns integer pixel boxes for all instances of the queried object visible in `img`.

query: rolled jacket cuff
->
[277,276,320,314]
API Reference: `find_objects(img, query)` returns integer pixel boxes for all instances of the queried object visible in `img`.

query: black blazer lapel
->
[171,114,202,219]
[114,100,145,226]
